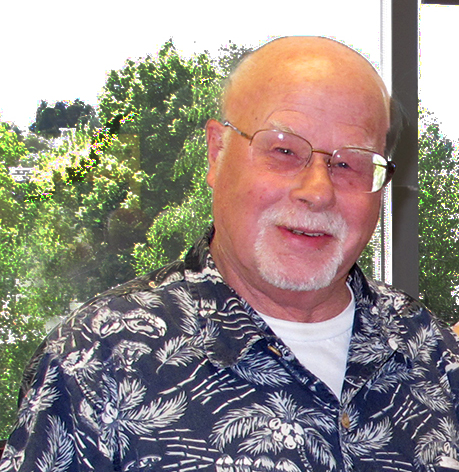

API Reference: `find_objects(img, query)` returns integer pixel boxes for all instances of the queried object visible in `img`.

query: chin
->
[254,241,345,292]
[253,205,348,291]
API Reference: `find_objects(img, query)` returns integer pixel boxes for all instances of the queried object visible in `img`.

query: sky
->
[0,1,458,142]
[419,4,459,142]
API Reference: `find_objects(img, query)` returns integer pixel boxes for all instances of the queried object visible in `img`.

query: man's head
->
[206,37,394,312]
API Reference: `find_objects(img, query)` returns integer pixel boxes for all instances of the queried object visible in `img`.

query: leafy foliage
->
[0,128,47,438]
[134,158,213,272]
[0,41,248,438]
[29,99,98,138]
[97,40,249,272]
[98,41,219,224]
[0,122,28,168]
[418,108,459,323]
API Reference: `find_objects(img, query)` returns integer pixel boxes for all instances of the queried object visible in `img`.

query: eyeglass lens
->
[250,130,388,192]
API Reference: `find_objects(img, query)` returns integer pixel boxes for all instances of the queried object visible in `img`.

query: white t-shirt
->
[258,288,355,399]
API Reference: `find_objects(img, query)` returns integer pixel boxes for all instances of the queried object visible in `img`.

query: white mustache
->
[260,207,349,242]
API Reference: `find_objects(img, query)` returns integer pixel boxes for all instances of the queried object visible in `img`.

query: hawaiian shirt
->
[2,230,459,472]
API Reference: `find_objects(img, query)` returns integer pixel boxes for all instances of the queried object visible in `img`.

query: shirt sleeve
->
[0,350,118,472]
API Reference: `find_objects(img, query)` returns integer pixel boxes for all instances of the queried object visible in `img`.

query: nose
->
[289,155,336,211]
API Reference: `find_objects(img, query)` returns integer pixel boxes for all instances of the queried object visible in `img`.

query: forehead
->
[241,86,389,153]
[225,39,390,138]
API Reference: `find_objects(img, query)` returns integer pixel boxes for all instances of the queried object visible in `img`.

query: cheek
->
[247,182,272,203]
[230,165,281,205]
[339,193,381,235]
[350,198,381,238]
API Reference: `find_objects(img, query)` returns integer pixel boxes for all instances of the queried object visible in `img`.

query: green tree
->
[0,122,28,168]
[98,41,219,224]
[127,42,249,272]
[29,99,98,138]
[419,108,459,323]
[0,123,47,438]
[24,127,151,298]
[0,41,248,438]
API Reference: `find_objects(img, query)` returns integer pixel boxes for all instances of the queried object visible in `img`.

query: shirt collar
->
[181,228,417,374]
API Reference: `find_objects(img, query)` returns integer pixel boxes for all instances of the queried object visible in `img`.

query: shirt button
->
[267,345,282,357]
[341,412,351,429]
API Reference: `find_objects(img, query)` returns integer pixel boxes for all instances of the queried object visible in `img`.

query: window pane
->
[419,3,459,323]
[0,0,382,439]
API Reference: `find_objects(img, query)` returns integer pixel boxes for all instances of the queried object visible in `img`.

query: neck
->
[236,276,351,323]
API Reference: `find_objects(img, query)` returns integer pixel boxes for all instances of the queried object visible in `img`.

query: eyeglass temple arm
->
[223,121,252,140]
[383,161,396,186]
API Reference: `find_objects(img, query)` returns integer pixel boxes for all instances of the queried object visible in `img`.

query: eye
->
[329,158,356,175]
[269,136,303,161]
[333,160,352,170]
[268,145,304,167]
[332,150,367,173]
[273,146,296,157]
[252,130,310,172]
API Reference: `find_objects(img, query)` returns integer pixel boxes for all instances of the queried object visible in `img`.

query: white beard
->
[254,206,349,291]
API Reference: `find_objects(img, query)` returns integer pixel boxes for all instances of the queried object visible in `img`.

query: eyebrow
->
[266,120,297,135]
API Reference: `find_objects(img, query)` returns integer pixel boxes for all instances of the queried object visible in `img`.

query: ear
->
[206,119,225,189]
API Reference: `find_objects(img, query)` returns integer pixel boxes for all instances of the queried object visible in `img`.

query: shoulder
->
[349,264,459,360]
[19,259,191,399]
[350,264,444,324]
[20,229,219,401]
[61,258,186,338]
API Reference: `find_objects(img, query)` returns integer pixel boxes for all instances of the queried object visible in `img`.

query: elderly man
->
[2,37,459,472]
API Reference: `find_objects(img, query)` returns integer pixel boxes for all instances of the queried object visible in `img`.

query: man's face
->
[206,46,390,302]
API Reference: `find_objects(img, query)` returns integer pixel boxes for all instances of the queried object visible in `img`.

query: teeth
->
[291,229,324,237]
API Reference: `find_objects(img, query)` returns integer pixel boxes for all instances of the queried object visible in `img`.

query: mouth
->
[275,225,335,251]
[265,208,348,244]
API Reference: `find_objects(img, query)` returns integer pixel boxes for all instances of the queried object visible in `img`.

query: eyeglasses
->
[224,121,396,193]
